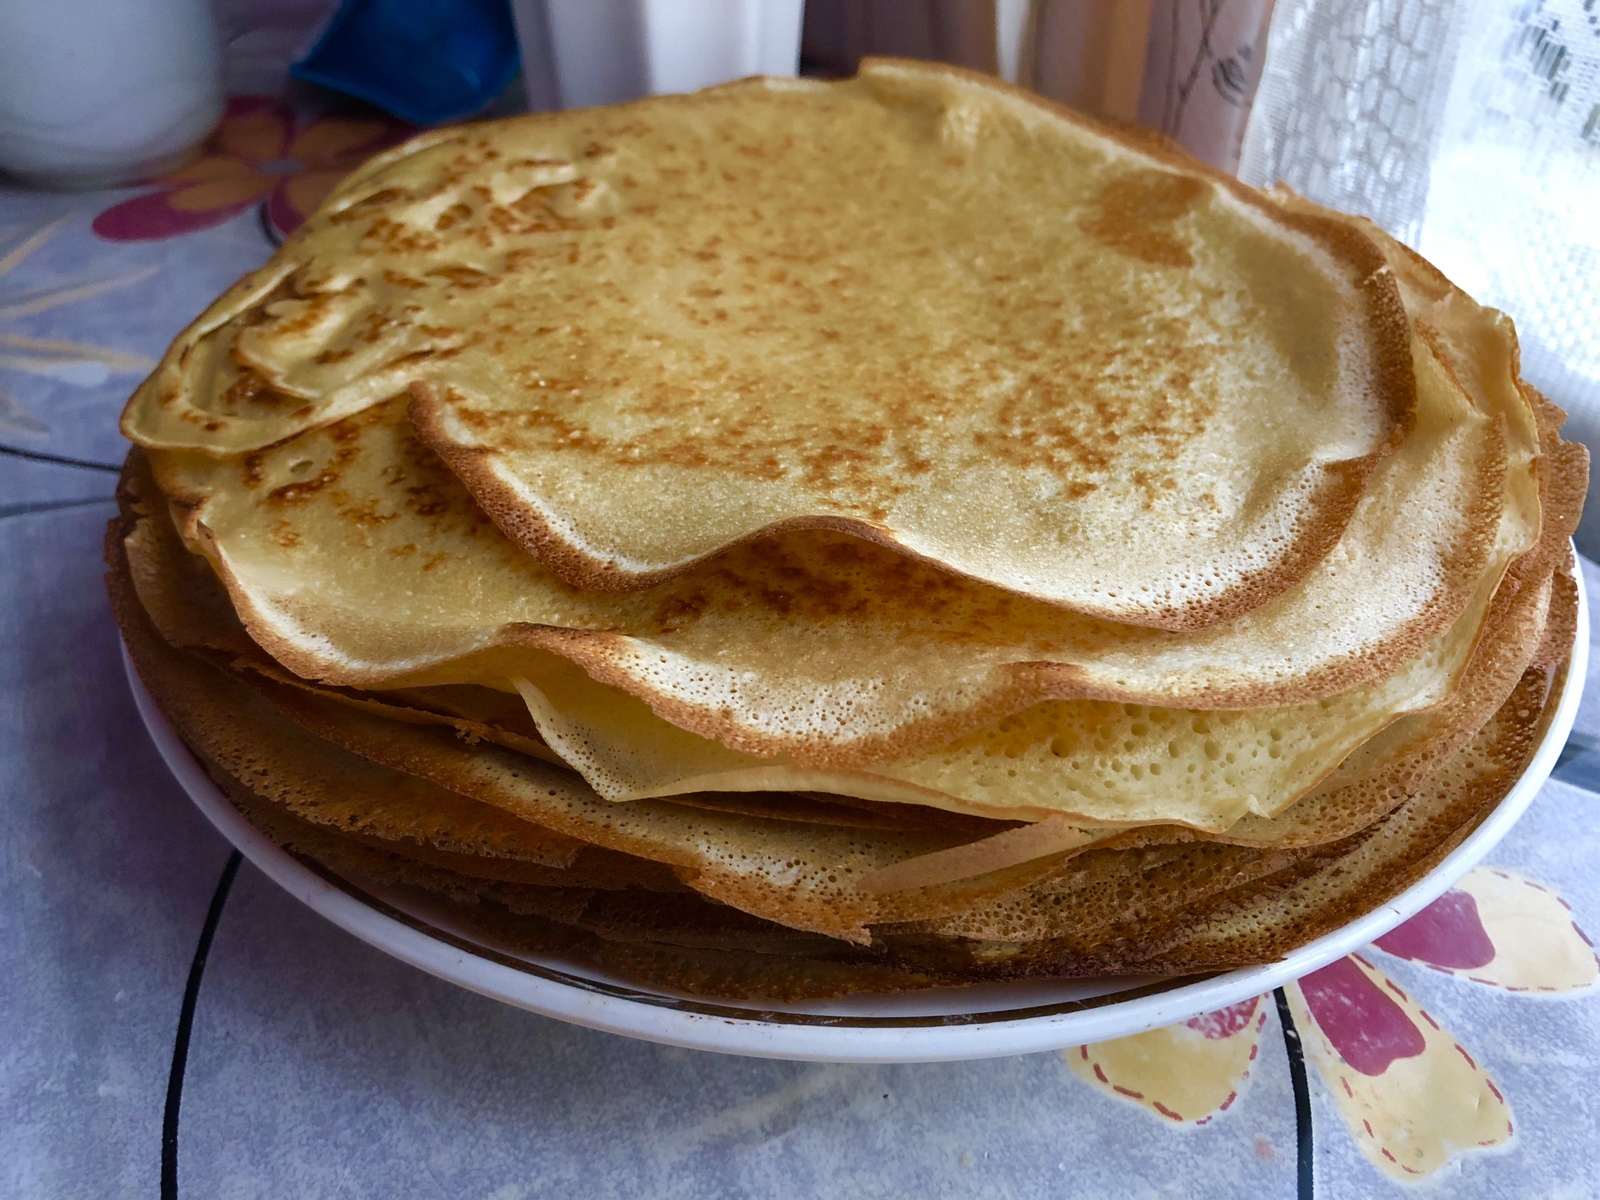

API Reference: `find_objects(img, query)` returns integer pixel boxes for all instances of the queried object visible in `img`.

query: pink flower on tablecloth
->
[1069,866,1599,1182]
[92,98,410,244]
[1286,953,1512,1179]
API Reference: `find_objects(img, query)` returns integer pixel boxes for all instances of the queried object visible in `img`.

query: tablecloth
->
[5,98,1600,1200]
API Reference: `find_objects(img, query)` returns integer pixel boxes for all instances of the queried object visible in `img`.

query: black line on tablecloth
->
[162,850,241,1200]
[1274,986,1314,1200]
[259,204,284,248]
[0,443,120,473]
[0,495,114,520]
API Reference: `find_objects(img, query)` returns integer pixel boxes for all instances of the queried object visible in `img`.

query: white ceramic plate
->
[125,561,1588,1063]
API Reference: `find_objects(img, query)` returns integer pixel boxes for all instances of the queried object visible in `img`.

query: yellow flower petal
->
[281,169,347,225]
[168,172,276,213]
[290,118,394,165]
[1066,997,1266,1125]
[215,106,290,160]
[160,155,251,187]
[1444,868,1599,992]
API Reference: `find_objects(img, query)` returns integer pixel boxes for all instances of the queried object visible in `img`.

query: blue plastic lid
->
[292,0,522,126]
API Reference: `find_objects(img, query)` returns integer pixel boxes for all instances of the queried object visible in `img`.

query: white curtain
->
[1240,0,1600,551]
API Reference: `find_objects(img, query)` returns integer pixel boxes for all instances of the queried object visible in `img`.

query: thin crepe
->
[113,554,1118,944]
[142,290,1514,769]
[887,663,1559,967]
[140,310,1517,824]
[117,457,1561,875]
[123,61,1416,630]
[493,386,1563,828]
[183,656,1567,998]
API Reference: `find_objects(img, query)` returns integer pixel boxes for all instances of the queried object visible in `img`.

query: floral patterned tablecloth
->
[4,96,1600,1200]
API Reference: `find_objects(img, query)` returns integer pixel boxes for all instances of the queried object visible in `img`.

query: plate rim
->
[123,555,1589,1062]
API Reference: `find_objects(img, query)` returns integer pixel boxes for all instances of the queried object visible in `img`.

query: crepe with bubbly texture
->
[479,305,1568,825]
[500,554,1546,830]
[115,456,1564,899]
[116,514,1564,990]
[141,302,1515,770]
[131,574,1562,997]
[108,57,1587,1001]
[114,549,1121,944]
[123,60,1417,631]
[868,661,1557,971]
[108,405,1577,988]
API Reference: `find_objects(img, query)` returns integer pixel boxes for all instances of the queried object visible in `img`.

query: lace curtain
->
[1239,0,1600,550]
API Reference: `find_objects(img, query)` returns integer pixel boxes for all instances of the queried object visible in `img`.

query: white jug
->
[0,0,223,189]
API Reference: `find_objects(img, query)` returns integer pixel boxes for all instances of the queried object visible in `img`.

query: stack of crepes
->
[110,60,1588,1000]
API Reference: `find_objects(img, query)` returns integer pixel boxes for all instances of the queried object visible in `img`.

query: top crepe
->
[121,59,1413,630]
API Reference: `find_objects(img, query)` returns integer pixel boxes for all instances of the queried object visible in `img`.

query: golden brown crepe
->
[112,530,1563,996]
[124,60,1417,630]
[140,316,1516,770]
[107,60,1586,1001]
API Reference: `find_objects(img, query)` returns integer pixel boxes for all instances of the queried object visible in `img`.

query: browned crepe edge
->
[1086,560,1554,855]
[109,534,594,872]
[241,675,1112,938]
[1125,663,1560,973]
[406,59,1414,635]
[421,315,1572,771]
[145,316,1511,765]
[171,715,985,999]
[120,450,566,767]
[118,537,1560,996]
[113,540,1080,942]
[1531,549,1579,671]
[177,354,1507,768]
[882,660,1558,975]
[122,432,1562,879]
[193,664,1559,998]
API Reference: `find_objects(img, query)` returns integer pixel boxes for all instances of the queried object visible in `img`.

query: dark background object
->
[291,0,522,125]
[800,0,998,77]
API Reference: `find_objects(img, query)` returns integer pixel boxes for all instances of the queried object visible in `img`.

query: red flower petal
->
[1287,956,1512,1179]
[1068,996,1266,1125]
[1375,867,1600,992]
[1375,889,1496,970]
[1297,955,1425,1076]
[91,190,259,242]
[1185,996,1261,1040]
